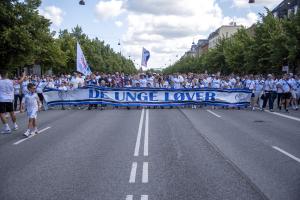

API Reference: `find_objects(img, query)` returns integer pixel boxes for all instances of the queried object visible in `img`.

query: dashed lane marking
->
[141,195,148,200]
[142,162,148,183]
[129,162,138,183]
[126,195,148,200]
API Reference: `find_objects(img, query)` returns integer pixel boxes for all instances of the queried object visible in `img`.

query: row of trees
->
[0,0,137,75]
[164,10,300,75]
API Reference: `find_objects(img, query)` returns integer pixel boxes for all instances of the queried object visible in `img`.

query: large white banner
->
[43,86,251,107]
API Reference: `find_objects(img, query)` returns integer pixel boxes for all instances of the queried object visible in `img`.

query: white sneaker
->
[13,123,18,131]
[23,130,30,137]
[1,128,11,134]
[34,128,38,134]
[30,131,36,136]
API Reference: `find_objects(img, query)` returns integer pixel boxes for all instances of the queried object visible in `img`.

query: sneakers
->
[1,128,11,134]
[34,128,38,134]
[13,123,18,131]
[23,129,31,137]
[1,124,11,134]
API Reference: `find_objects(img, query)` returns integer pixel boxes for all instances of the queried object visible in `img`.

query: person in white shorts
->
[23,83,41,137]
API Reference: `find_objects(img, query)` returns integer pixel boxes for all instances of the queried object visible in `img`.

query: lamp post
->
[118,39,121,55]
[79,0,85,5]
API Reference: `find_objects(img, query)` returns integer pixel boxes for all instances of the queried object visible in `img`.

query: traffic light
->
[79,0,85,5]
[249,0,255,3]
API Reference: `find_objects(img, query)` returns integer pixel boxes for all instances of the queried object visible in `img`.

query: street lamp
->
[79,0,85,5]
[249,0,255,3]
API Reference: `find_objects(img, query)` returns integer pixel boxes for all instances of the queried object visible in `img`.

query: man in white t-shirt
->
[172,75,182,89]
[139,74,147,88]
[0,71,24,133]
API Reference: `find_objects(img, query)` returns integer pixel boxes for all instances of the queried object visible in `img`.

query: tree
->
[0,0,54,71]
[283,10,300,73]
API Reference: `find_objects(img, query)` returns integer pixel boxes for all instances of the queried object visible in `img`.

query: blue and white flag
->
[77,42,92,75]
[141,47,150,67]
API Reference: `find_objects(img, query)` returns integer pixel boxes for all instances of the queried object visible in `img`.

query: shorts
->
[282,92,291,100]
[27,110,37,119]
[0,102,14,113]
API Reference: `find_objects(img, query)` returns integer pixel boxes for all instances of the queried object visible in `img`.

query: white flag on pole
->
[141,47,150,67]
[77,42,91,75]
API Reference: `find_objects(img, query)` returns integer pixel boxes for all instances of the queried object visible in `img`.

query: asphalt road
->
[0,107,299,200]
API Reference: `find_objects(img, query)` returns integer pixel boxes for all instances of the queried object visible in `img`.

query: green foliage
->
[1,1,136,74]
[165,9,300,74]
[0,0,51,70]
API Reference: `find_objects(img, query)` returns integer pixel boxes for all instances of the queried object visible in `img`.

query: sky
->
[38,0,283,69]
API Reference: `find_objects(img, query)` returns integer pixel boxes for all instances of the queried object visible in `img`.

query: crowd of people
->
[10,71,300,110]
[1,70,300,136]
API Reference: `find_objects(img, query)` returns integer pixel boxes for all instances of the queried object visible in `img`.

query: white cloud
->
[232,0,282,8]
[115,21,123,27]
[95,0,124,20]
[120,0,260,68]
[39,6,64,27]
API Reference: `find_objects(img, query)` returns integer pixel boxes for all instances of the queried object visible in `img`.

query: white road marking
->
[13,127,51,145]
[206,110,221,118]
[144,109,149,157]
[265,110,300,122]
[129,162,138,183]
[141,195,148,200]
[134,109,145,156]
[142,162,148,183]
[126,195,133,200]
[272,146,300,163]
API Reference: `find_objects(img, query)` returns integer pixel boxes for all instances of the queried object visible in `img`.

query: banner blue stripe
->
[43,86,252,93]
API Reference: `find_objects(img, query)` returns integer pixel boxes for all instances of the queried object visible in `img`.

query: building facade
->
[272,0,300,18]
[184,42,198,58]
[195,39,209,57]
[208,24,242,49]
